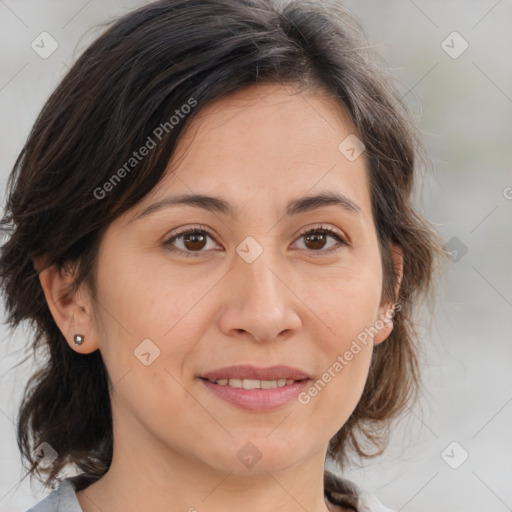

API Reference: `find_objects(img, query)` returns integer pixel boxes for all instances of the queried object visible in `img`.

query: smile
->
[198,365,312,411]
[205,378,301,389]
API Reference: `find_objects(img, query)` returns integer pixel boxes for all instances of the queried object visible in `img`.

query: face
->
[54,83,398,476]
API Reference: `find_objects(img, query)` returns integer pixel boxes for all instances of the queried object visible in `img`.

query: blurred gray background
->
[1,1,511,511]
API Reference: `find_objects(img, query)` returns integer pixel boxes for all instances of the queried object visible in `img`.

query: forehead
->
[176,81,360,167]
[131,82,371,220]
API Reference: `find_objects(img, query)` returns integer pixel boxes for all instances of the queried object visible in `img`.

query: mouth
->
[200,377,307,389]
[198,365,312,411]
[200,364,310,382]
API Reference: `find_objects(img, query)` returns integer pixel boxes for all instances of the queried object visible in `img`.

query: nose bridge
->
[219,233,301,342]
[236,233,283,304]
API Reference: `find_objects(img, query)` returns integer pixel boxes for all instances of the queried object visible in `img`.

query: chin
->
[223,434,310,475]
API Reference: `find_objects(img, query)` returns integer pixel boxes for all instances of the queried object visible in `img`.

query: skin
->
[39,82,402,512]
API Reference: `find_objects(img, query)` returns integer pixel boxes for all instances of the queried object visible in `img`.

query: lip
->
[200,378,311,411]
[201,364,310,381]
[199,365,312,411]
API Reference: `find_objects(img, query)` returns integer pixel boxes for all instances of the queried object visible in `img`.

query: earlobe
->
[37,262,99,354]
[373,313,394,346]
[374,244,404,346]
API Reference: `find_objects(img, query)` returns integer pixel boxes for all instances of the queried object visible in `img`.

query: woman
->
[0,0,442,511]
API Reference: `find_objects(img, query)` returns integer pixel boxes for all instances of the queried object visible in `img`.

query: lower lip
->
[200,378,311,411]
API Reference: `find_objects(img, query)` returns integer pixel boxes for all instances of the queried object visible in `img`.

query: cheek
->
[93,249,218,403]
[297,332,374,440]
[301,255,383,348]
[294,257,381,424]
[96,248,207,342]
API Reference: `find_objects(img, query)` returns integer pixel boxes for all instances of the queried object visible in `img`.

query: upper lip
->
[201,365,310,381]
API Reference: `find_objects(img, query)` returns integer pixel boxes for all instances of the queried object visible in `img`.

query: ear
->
[37,261,99,354]
[373,244,403,346]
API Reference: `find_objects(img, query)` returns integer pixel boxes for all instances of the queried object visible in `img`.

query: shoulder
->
[324,470,396,512]
[25,479,83,512]
[26,471,391,512]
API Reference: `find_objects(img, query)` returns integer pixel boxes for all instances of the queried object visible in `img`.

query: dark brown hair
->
[0,0,443,489]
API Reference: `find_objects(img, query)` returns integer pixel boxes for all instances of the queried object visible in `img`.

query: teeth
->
[212,378,298,388]
[228,378,243,388]
[243,379,261,389]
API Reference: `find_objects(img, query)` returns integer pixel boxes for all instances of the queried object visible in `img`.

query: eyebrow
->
[134,191,362,221]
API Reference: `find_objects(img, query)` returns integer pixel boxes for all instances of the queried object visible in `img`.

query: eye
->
[293,225,348,254]
[163,224,348,258]
[163,225,220,258]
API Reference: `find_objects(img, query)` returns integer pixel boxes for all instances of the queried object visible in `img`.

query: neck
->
[76,414,335,512]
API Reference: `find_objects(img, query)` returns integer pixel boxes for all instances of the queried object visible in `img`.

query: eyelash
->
[163,224,348,258]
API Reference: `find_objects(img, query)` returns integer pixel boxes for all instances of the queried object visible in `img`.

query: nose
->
[217,244,302,343]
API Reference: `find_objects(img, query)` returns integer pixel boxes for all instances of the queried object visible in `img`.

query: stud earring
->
[74,334,85,346]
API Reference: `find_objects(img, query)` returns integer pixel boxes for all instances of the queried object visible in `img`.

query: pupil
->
[185,233,206,250]
[306,233,325,250]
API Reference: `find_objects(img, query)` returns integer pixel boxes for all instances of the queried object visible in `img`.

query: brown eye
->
[164,226,219,257]
[304,231,328,250]
[182,232,207,251]
[296,226,347,254]
[164,225,347,258]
